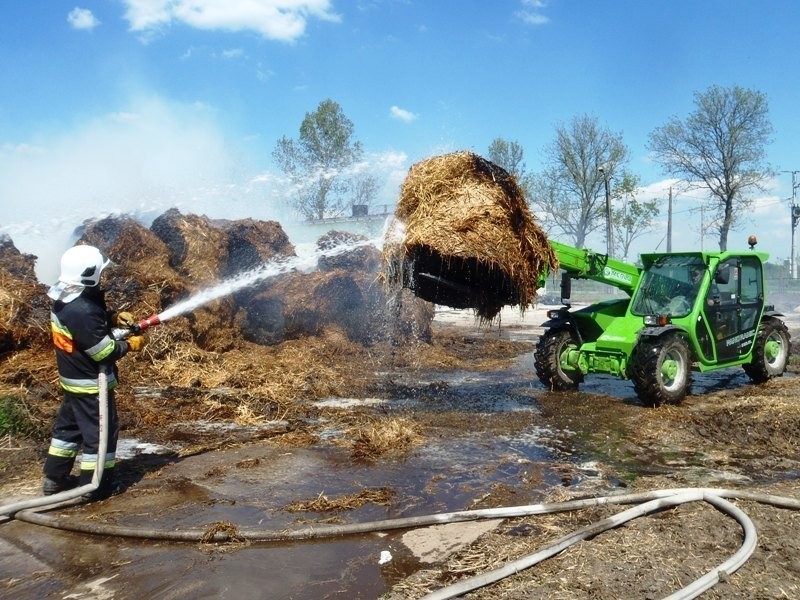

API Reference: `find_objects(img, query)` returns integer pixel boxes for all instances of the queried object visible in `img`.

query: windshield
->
[631,255,705,317]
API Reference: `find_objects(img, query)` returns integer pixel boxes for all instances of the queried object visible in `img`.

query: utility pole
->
[781,170,800,279]
[666,187,673,253]
[700,204,705,252]
[792,171,800,280]
[599,165,613,257]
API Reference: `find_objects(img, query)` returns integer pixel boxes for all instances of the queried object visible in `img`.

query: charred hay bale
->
[222,219,294,277]
[78,216,180,314]
[0,235,40,282]
[0,235,50,354]
[381,288,435,344]
[345,271,434,344]
[150,208,228,285]
[238,269,433,346]
[317,231,381,273]
[384,151,557,320]
[316,232,433,343]
[237,271,367,345]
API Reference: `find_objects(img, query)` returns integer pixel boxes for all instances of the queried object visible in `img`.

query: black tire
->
[534,328,584,391]
[743,318,790,383]
[629,333,692,407]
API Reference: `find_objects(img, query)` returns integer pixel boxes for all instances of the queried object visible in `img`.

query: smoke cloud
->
[0,95,407,283]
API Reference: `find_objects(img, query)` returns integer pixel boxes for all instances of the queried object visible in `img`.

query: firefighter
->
[43,244,146,500]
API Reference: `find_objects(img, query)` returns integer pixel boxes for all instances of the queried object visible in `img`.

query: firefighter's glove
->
[116,312,136,328]
[127,335,146,352]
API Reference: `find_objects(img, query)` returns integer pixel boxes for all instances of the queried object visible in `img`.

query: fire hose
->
[6,484,800,599]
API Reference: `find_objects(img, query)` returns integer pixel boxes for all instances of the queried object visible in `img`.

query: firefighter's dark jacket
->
[50,288,129,396]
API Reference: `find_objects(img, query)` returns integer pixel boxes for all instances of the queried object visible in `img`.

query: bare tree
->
[648,85,773,251]
[611,173,659,261]
[351,173,380,212]
[531,115,629,248]
[488,138,534,199]
[273,99,363,220]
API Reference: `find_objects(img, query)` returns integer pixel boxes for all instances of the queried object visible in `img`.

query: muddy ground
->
[1,305,800,599]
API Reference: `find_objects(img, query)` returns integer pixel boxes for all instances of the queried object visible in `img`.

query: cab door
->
[703,257,763,362]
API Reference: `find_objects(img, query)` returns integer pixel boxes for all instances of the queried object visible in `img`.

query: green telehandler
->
[534,237,790,406]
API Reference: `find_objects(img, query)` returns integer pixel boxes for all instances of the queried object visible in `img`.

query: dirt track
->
[1,306,799,599]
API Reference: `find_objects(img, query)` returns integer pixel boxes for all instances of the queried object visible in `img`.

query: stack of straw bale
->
[384,151,557,320]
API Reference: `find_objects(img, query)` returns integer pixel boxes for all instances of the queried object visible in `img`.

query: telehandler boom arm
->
[540,240,642,295]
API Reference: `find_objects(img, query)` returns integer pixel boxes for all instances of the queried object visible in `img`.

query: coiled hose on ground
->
[6,485,800,599]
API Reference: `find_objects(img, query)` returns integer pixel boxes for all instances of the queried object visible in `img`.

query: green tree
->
[611,173,659,261]
[648,85,773,251]
[488,138,534,198]
[273,99,363,220]
[531,115,629,248]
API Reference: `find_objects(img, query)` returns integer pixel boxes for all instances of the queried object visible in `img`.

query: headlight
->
[643,315,670,327]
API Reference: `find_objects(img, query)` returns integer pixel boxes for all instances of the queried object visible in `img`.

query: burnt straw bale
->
[0,235,50,354]
[317,230,381,273]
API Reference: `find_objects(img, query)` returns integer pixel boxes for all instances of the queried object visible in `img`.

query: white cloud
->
[222,48,245,59]
[517,11,549,25]
[256,66,275,81]
[390,105,418,123]
[68,7,101,30]
[122,0,341,43]
[517,0,549,26]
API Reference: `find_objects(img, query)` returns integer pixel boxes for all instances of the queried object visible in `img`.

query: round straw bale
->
[151,208,228,285]
[317,230,381,272]
[222,219,294,277]
[0,236,50,353]
[385,151,557,320]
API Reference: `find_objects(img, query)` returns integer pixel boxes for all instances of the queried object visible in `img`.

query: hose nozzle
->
[132,314,161,334]
[111,313,163,340]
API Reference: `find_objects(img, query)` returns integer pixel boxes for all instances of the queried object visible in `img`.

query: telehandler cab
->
[534,237,790,406]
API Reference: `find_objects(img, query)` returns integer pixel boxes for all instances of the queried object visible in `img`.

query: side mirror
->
[714,265,730,285]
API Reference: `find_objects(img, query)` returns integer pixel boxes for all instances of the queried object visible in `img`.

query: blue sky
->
[1,0,798,280]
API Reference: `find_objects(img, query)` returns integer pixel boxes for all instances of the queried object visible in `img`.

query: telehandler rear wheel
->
[743,318,790,383]
[535,328,584,391]
[630,333,692,407]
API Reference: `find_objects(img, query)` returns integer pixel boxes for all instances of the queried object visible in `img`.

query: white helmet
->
[47,245,111,302]
[58,245,111,286]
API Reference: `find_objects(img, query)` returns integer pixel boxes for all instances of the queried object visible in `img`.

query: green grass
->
[0,395,39,437]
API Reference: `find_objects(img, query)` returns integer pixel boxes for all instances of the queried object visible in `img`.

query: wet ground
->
[2,305,800,599]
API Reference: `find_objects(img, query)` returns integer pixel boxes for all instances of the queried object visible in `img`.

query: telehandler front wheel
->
[743,318,790,383]
[534,328,584,391]
[630,333,692,407]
